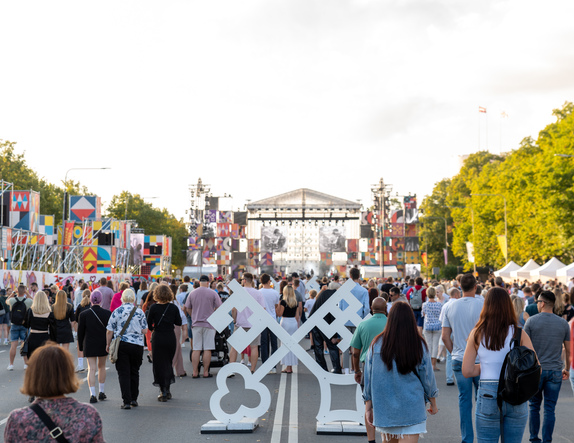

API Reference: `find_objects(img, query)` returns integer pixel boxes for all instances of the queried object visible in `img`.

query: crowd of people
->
[0,269,572,442]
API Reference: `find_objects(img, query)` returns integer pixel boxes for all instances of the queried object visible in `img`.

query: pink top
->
[184,287,222,328]
[110,291,123,312]
[570,319,574,369]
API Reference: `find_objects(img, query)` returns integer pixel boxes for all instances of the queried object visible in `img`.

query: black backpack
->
[10,298,28,325]
[497,328,541,442]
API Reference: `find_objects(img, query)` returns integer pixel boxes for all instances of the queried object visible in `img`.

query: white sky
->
[1,0,573,221]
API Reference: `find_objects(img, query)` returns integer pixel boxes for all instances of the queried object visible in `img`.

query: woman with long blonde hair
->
[276,286,300,374]
[23,291,56,399]
[53,290,75,350]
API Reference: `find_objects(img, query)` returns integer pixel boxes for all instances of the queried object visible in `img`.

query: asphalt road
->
[1,341,573,442]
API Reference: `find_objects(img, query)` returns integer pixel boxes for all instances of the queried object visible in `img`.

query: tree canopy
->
[420,101,574,271]
[106,192,188,268]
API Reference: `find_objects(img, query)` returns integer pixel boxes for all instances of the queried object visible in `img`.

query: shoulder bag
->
[109,307,137,364]
[30,403,70,443]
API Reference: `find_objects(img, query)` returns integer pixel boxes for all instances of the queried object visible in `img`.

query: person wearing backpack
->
[6,285,33,370]
[462,287,537,443]
[407,277,427,333]
[524,290,571,443]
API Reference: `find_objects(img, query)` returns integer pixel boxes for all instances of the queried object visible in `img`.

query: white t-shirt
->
[442,296,484,362]
[304,298,316,313]
[260,288,280,320]
[73,288,83,309]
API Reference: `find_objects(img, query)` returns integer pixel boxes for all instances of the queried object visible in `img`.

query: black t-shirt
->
[280,300,298,318]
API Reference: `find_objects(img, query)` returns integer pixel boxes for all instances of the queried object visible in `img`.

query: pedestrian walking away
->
[78,289,112,404]
[106,288,148,410]
[148,284,182,401]
[462,287,538,443]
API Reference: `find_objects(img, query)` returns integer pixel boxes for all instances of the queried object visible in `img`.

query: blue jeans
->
[452,359,479,443]
[446,350,454,384]
[529,369,563,442]
[10,325,27,342]
[476,380,527,443]
[413,309,423,327]
[260,327,278,363]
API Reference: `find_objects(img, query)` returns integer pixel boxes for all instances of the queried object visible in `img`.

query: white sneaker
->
[7,364,14,371]
[181,343,186,348]
[268,368,277,374]
[23,364,28,370]
[3,340,8,345]
[75,366,85,373]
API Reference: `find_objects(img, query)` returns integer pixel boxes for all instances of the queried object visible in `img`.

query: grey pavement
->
[0,342,573,442]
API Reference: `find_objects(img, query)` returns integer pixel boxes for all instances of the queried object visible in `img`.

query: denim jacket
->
[363,339,439,428]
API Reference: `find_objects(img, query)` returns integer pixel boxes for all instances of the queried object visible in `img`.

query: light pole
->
[371,178,392,278]
[471,193,508,265]
[61,167,111,272]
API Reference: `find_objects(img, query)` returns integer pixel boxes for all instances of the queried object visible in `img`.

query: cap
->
[199,275,210,282]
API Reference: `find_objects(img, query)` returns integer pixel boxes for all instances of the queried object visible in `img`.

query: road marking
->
[0,350,6,354]
[0,417,8,427]
[270,371,287,443]
[289,367,298,443]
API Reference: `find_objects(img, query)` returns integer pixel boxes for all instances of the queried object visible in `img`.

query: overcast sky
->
[1,0,573,222]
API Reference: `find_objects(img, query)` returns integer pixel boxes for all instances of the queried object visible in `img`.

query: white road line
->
[0,350,6,354]
[0,417,8,426]
[270,372,287,443]
[289,367,298,443]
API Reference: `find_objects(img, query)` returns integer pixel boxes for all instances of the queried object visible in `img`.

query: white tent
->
[529,257,566,280]
[510,259,540,280]
[494,261,521,281]
[555,262,574,283]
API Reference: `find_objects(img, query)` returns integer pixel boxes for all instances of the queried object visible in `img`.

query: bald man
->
[350,297,388,443]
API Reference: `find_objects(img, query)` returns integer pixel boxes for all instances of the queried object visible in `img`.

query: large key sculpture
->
[206,278,370,427]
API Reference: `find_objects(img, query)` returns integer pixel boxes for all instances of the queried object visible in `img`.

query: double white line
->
[270,367,298,443]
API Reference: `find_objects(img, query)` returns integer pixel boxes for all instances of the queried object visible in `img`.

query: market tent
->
[494,261,521,281]
[509,259,540,280]
[556,262,574,283]
[529,257,566,280]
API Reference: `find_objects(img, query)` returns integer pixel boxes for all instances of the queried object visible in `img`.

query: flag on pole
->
[421,252,428,267]
[479,106,487,113]
[466,242,475,263]
[497,235,508,260]
[444,248,448,265]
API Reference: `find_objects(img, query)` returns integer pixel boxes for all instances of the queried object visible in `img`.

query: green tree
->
[0,140,85,223]
[106,192,188,268]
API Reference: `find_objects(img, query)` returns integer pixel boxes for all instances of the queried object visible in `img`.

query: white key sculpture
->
[207,278,370,426]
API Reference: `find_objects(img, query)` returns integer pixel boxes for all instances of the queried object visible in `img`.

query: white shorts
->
[192,327,216,351]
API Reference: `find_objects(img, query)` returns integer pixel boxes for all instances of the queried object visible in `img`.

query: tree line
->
[419,102,574,274]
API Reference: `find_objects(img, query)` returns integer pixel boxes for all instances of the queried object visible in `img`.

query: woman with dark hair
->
[74,289,92,373]
[4,344,104,442]
[142,283,158,363]
[462,287,537,443]
[564,289,574,322]
[363,301,438,442]
[147,284,182,402]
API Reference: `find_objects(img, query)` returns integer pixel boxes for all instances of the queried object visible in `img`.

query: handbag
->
[0,307,5,316]
[20,330,30,356]
[30,403,70,443]
[109,307,137,364]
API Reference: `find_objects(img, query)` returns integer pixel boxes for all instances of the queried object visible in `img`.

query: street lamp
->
[61,167,111,272]
[470,193,508,265]
[554,154,573,158]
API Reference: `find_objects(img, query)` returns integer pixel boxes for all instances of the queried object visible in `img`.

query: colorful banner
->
[497,235,508,260]
[64,222,74,248]
[421,252,428,267]
[347,239,359,253]
[466,242,475,263]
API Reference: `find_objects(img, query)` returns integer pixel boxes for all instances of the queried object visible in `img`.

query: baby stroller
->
[190,327,231,369]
